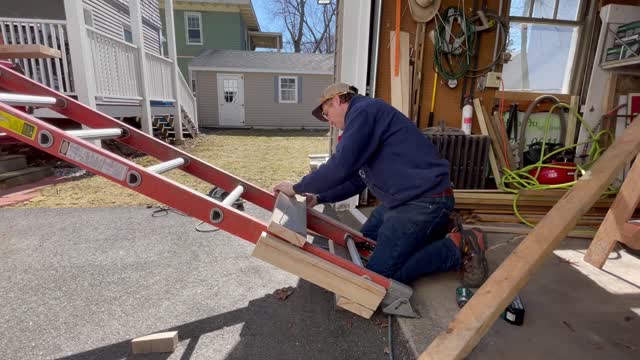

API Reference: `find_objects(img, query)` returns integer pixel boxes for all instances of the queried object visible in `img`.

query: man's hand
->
[304,194,319,208]
[272,181,296,196]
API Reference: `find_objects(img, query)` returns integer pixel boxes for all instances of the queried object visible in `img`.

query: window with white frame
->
[122,23,133,44]
[279,76,297,103]
[502,0,585,94]
[83,7,93,27]
[185,12,202,45]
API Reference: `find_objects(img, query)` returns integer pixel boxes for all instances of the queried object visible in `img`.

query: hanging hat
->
[408,0,441,23]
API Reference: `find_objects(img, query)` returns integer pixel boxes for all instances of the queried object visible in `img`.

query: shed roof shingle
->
[190,49,334,75]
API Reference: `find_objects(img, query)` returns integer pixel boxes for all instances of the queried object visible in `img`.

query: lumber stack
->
[454,189,639,229]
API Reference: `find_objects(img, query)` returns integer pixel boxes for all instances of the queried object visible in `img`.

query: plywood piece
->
[252,232,385,311]
[584,156,640,268]
[268,193,307,247]
[336,296,375,319]
[131,331,178,354]
[0,44,61,59]
[390,31,410,117]
[420,115,640,360]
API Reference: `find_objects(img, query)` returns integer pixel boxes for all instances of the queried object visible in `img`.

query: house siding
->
[161,9,245,77]
[83,0,162,55]
[195,70,331,129]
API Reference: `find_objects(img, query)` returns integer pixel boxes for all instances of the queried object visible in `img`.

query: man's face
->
[321,96,345,129]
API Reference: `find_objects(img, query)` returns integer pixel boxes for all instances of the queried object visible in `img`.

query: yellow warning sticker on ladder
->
[0,110,37,140]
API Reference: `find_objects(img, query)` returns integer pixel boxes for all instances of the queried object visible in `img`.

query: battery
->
[456,287,474,308]
[502,295,525,326]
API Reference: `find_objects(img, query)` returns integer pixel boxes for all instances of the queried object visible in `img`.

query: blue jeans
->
[361,194,461,285]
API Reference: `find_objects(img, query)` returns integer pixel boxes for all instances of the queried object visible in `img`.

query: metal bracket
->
[381,279,420,318]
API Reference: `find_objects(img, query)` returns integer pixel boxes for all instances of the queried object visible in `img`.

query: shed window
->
[224,79,238,103]
[185,12,202,45]
[279,76,297,103]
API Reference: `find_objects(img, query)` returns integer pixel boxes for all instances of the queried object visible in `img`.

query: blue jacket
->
[293,95,450,208]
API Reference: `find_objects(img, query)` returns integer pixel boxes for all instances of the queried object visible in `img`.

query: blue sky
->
[253,0,279,32]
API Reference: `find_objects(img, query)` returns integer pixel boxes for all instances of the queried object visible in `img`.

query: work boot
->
[450,229,489,288]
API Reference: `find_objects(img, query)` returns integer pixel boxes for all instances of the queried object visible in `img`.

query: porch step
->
[0,166,53,190]
[0,155,27,173]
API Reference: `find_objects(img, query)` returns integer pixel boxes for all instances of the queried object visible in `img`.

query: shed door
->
[217,73,245,126]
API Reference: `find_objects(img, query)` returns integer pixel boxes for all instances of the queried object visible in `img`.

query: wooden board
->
[336,296,374,319]
[390,31,410,117]
[411,22,427,124]
[267,193,307,247]
[0,44,61,59]
[622,222,640,249]
[473,98,502,185]
[252,232,386,311]
[419,115,640,359]
[565,96,579,146]
[584,156,640,268]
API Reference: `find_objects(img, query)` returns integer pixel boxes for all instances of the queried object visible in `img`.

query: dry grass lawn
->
[14,129,329,208]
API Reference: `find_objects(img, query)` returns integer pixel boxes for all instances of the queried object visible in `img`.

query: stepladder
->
[0,61,417,319]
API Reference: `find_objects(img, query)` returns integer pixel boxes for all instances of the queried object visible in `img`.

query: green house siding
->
[161,9,248,78]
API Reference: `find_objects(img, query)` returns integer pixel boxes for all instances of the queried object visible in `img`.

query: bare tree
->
[272,0,336,53]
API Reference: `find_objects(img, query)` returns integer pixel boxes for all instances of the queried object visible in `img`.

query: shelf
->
[601,56,640,71]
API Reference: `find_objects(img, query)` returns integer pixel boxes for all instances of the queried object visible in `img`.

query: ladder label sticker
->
[0,111,37,140]
[59,140,128,181]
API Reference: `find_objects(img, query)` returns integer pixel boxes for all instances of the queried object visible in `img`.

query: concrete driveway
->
[0,205,409,360]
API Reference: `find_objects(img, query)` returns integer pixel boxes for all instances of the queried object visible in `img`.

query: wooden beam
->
[411,22,426,125]
[267,193,308,247]
[621,222,640,249]
[419,115,640,360]
[473,98,502,186]
[0,44,61,59]
[336,296,374,319]
[252,232,386,312]
[584,156,640,268]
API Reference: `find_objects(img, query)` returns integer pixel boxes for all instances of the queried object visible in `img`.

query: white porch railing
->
[0,17,73,94]
[145,52,174,101]
[178,70,197,127]
[86,27,140,99]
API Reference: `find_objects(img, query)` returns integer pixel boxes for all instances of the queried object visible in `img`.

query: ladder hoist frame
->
[0,63,417,318]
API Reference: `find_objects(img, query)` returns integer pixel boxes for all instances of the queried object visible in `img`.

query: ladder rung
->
[66,128,125,141]
[222,185,245,206]
[146,157,186,174]
[0,92,62,108]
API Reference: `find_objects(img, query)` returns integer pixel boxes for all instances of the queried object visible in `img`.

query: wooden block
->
[336,296,375,319]
[584,156,640,268]
[252,232,385,311]
[268,193,307,247]
[419,115,640,360]
[131,331,178,354]
[0,44,61,59]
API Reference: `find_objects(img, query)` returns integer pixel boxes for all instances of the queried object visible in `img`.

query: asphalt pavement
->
[0,205,410,360]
